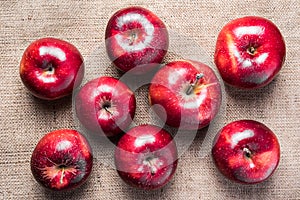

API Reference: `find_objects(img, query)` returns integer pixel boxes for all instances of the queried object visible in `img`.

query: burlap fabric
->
[0,0,299,199]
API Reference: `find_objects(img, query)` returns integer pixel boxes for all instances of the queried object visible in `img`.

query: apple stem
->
[129,32,137,45]
[60,167,65,184]
[104,107,113,115]
[186,73,204,95]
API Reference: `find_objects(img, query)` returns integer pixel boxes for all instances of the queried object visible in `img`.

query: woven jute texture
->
[0,0,299,199]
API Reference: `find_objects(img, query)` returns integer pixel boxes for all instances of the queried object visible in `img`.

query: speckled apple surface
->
[0,0,299,199]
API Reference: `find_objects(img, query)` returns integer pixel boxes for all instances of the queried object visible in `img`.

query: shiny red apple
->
[30,129,93,191]
[149,60,222,130]
[105,6,169,74]
[20,37,84,100]
[214,16,286,89]
[212,120,280,184]
[115,124,178,190]
[75,76,136,137]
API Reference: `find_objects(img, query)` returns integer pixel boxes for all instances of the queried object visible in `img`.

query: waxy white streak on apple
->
[56,140,72,151]
[233,26,265,38]
[134,135,156,147]
[230,129,254,148]
[39,46,67,61]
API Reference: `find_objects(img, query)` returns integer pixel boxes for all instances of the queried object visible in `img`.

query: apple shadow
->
[24,93,75,130]
[225,75,279,104]
[78,128,119,170]
[207,151,278,199]
[163,50,185,63]
[214,170,275,199]
[119,179,174,200]
[101,62,123,79]
[189,127,209,151]
[33,176,92,199]
[111,63,162,92]
[163,125,209,157]
[29,93,73,112]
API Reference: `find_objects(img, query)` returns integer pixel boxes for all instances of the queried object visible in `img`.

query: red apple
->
[214,16,286,89]
[115,124,178,190]
[30,129,93,191]
[20,37,84,100]
[105,6,169,74]
[75,76,136,137]
[212,120,280,184]
[149,60,222,130]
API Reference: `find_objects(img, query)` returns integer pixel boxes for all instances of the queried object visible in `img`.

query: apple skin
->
[214,16,286,89]
[75,76,136,137]
[105,6,169,74]
[212,120,280,184]
[20,38,84,100]
[114,124,178,190]
[149,60,222,130]
[30,129,93,191]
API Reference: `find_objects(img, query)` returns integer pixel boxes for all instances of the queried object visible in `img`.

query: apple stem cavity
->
[101,101,113,115]
[129,31,137,45]
[243,147,252,159]
[99,96,113,115]
[247,46,256,56]
[41,61,55,75]
[47,65,55,74]
[186,73,204,95]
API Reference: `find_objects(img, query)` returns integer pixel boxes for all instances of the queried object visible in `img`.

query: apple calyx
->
[39,162,77,187]
[186,73,204,95]
[144,156,160,176]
